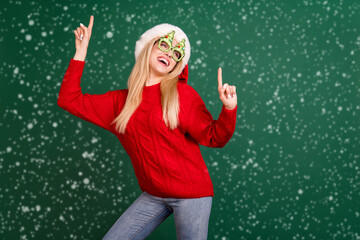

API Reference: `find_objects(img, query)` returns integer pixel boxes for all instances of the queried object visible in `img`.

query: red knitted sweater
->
[57,58,238,198]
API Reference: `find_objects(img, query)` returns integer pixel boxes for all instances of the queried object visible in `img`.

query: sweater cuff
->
[220,104,238,123]
[223,104,237,112]
[71,58,85,63]
[69,58,86,74]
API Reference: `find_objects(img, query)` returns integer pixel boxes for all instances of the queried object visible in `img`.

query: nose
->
[165,51,172,59]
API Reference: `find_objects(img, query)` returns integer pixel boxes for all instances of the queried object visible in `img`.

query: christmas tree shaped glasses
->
[158,31,186,62]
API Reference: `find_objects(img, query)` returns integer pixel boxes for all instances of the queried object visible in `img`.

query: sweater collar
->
[142,81,161,97]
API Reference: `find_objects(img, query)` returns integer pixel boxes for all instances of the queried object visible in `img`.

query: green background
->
[1,0,360,239]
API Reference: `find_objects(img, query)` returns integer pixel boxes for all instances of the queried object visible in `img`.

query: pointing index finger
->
[218,67,223,89]
[88,15,94,31]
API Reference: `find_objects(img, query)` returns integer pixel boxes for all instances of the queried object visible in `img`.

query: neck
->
[146,71,163,86]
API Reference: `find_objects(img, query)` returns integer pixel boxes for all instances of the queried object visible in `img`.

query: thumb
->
[74,30,81,48]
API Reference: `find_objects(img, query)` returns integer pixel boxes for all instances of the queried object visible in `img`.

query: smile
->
[157,57,169,66]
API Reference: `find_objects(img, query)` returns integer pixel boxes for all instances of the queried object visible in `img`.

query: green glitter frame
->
[158,30,186,62]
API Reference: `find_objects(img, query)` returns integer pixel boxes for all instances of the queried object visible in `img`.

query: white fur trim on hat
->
[135,23,191,74]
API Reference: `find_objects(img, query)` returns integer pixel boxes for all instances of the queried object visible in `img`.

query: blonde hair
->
[111,37,183,135]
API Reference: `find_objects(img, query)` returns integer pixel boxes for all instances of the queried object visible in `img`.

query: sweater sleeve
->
[57,58,119,132]
[185,91,238,148]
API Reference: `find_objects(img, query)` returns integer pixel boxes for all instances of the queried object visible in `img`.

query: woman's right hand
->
[73,15,94,56]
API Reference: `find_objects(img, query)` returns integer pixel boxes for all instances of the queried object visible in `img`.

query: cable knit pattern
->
[57,58,238,198]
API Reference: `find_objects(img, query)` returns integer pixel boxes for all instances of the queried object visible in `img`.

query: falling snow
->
[1,0,360,240]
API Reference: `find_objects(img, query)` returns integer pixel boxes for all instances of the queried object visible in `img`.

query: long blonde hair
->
[111,37,184,135]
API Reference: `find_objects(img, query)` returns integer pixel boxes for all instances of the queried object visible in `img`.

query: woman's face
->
[149,39,179,77]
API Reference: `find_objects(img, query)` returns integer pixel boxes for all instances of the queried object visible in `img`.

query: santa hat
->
[178,64,188,84]
[135,23,190,83]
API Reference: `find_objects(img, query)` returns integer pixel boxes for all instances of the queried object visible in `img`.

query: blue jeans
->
[102,191,213,240]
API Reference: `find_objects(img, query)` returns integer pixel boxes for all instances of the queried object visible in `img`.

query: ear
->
[178,64,188,84]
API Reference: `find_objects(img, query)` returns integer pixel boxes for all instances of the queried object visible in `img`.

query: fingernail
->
[80,23,84,26]
[80,33,83,38]
[228,94,231,98]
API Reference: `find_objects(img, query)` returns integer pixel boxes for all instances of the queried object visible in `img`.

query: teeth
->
[158,57,168,66]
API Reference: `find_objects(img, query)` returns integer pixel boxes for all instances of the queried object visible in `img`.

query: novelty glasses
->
[157,31,186,62]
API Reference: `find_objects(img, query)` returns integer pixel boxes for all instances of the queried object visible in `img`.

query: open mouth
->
[157,57,169,67]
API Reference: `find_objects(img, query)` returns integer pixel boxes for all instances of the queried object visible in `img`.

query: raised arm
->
[183,67,238,148]
[57,59,120,132]
[57,15,121,132]
[184,90,237,148]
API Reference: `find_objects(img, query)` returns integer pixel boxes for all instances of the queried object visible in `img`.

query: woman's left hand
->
[218,67,237,110]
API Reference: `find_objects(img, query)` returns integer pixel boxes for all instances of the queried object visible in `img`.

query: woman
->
[58,15,237,240]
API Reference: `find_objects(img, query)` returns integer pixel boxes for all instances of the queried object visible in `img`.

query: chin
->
[153,65,173,76]
[155,68,168,76]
